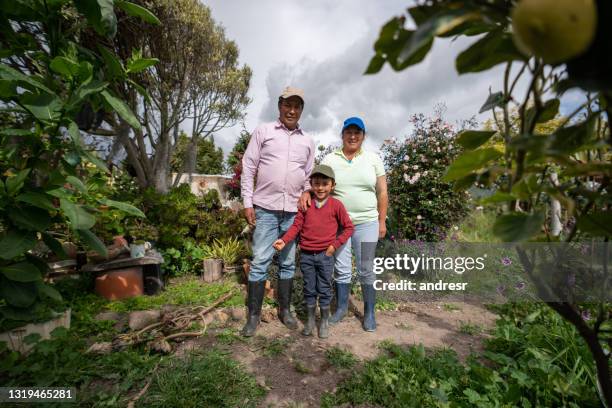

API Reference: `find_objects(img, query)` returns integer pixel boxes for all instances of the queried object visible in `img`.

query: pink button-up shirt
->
[241,120,315,212]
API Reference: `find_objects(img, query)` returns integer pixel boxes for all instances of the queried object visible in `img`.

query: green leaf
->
[99,198,145,217]
[98,46,124,79]
[66,175,87,193]
[0,262,41,282]
[0,63,54,94]
[511,175,540,200]
[577,211,612,236]
[526,99,560,126]
[126,57,159,74]
[77,229,107,257]
[83,150,109,172]
[456,130,496,150]
[60,199,96,230]
[116,0,161,25]
[0,229,37,260]
[364,54,385,74]
[479,91,505,113]
[49,56,80,78]
[400,8,480,66]
[479,191,516,204]
[443,148,503,181]
[0,128,33,136]
[35,281,62,301]
[101,90,141,129]
[6,168,30,195]
[456,30,525,74]
[16,192,57,212]
[68,80,108,108]
[68,121,84,147]
[0,275,38,308]
[19,92,63,122]
[15,191,57,211]
[8,206,52,231]
[74,0,117,38]
[547,117,596,155]
[0,79,17,98]
[493,212,545,242]
[42,233,67,258]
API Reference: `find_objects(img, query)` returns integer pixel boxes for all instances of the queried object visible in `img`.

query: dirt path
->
[178,301,497,407]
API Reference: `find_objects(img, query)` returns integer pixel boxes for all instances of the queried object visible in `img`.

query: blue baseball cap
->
[342,116,366,133]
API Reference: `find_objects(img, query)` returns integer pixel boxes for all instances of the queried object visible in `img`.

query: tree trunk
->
[549,172,562,236]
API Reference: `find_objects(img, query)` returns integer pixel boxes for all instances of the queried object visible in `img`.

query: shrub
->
[382,112,471,241]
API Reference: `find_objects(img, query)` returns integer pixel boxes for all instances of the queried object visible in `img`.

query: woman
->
[299,116,388,331]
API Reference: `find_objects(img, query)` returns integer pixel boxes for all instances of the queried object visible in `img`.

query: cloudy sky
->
[204,0,580,156]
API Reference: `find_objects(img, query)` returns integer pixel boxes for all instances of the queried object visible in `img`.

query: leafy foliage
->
[0,0,150,322]
[225,129,251,200]
[322,304,600,408]
[382,111,471,240]
[171,132,224,175]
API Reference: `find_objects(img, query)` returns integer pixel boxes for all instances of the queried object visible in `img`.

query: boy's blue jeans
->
[248,206,297,282]
[300,250,334,307]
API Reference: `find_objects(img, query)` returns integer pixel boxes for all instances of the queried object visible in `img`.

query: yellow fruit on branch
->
[511,0,597,64]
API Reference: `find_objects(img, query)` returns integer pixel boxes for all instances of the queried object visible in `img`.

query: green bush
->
[382,112,471,241]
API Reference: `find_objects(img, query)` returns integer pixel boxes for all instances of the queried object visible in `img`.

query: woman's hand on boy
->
[273,239,286,251]
[325,245,336,257]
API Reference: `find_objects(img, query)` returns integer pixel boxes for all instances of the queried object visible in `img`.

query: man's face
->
[311,176,334,200]
[278,96,303,130]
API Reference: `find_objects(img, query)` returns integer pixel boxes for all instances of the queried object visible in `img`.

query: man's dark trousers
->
[300,250,334,306]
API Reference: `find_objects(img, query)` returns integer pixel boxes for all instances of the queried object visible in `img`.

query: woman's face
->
[342,125,365,152]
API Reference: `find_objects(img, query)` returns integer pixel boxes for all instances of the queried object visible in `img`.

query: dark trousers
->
[300,250,334,307]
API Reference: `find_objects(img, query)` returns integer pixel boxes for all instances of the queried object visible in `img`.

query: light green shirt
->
[322,149,385,225]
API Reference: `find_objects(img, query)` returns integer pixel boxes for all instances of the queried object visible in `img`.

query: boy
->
[273,165,354,338]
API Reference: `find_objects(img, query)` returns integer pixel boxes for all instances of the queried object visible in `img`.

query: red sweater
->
[281,197,354,251]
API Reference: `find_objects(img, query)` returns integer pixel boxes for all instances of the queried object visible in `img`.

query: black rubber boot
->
[277,278,298,329]
[361,283,377,332]
[301,305,316,336]
[241,280,265,337]
[318,306,330,339]
[329,282,350,325]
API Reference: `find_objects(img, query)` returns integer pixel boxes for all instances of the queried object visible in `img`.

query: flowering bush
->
[382,112,471,241]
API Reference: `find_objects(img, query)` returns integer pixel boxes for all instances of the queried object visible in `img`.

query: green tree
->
[225,129,251,200]
[369,1,611,403]
[81,0,251,193]
[0,1,148,323]
[171,132,224,174]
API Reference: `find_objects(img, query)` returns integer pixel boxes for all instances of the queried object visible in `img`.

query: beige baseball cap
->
[279,86,305,103]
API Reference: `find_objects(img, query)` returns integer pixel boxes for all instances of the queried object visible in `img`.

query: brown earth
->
[176,300,497,408]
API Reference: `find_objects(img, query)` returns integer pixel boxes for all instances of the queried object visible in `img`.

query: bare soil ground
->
[177,300,497,408]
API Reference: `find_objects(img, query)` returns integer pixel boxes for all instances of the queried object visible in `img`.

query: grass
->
[106,277,244,312]
[263,337,293,357]
[450,209,500,243]
[326,347,358,369]
[215,328,244,345]
[293,360,312,374]
[458,321,482,336]
[394,322,413,331]
[443,303,461,312]
[137,350,265,407]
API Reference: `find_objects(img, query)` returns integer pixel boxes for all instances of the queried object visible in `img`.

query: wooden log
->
[202,259,223,282]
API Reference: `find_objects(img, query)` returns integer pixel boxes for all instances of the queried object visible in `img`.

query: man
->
[241,86,315,337]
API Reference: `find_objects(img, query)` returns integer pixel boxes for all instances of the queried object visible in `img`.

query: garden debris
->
[213,310,230,324]
[112,289,238,352]
[86,342,113,355]
[128,310,162,330]
[260,308,276,323]
[348,295,364,319]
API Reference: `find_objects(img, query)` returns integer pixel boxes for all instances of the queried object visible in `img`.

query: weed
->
[293,360,312,374]
[216,328,243,345]
[325,347,358,369]
[442,303,461,312]
[263,337,292,357]
[458,321,482,336]
[106,277,243,312]
[394,322,413,331]
[137,350,265,407]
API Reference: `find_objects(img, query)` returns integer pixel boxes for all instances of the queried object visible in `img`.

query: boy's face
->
[311,176,334,200]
